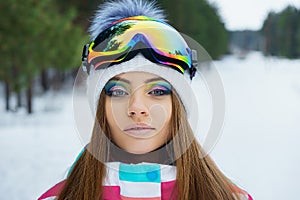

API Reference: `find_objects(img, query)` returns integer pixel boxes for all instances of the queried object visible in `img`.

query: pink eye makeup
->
[104,80,130,97]
[146,81,172,96]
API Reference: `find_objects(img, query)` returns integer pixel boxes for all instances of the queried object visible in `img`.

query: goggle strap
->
[189,49,198,80]
[189,66,197,80]
[82,44,89,61]
[82,44,90,74]
[192,49,198,66]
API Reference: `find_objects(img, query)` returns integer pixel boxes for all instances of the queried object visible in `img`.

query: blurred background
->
[0,0,299,199]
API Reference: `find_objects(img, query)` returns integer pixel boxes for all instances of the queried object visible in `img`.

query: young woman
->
[39,0,252,199]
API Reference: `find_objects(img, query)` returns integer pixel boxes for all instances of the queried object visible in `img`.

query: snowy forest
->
[262,6,300,58]
[1,1,299,114]
[0,0,228,114]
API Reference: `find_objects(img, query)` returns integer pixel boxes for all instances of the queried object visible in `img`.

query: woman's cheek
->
[148,101,172,129]
[107,99,129,127]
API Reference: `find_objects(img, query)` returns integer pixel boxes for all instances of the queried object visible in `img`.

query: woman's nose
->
[127,92,149,117]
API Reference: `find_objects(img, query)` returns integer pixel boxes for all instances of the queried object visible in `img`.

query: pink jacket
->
[38,162,253,200]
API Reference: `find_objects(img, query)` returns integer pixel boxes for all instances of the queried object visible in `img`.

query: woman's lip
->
[123,123,155,131]
[123,124,156,136]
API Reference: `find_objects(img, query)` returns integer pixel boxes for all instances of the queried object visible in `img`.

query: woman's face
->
[105,72,172,154]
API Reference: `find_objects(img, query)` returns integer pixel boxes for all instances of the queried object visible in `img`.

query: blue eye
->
[105,88,129,97]
[148,89,170,96]
[104,80,129,97]
[109,89,128,97]
[104,81,128,97]
[147,84,171,96]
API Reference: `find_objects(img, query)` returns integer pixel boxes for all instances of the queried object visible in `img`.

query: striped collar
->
[103,162,177,199]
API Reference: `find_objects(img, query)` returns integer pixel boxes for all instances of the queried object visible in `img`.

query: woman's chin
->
[124,147,153,155]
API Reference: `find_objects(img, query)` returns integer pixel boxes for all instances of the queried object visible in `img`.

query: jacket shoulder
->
[38,180,66,200]
[231,184,253,200]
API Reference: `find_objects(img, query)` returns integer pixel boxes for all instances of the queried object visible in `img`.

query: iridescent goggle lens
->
[82,16,194,75]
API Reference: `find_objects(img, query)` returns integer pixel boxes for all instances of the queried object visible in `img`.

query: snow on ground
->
[211,52,300,200]
[0,51,299,199]
[0,86,82,200]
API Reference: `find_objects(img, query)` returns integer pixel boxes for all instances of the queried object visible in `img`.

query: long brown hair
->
[57,89,240,200]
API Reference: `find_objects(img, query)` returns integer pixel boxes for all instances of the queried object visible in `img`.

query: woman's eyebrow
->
[144,77,167,84]
[109,77,131,84]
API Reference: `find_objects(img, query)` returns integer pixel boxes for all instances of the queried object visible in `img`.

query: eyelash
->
[105,83,171,97]
[147,86,171,96]
[105,86,129,97]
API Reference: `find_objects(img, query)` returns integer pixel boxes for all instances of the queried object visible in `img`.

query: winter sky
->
[208,0,300,30]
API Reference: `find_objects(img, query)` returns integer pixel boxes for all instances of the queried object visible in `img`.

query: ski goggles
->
[82,16,197,79]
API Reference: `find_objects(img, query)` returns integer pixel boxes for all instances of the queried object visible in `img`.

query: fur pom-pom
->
[89,0,166,40]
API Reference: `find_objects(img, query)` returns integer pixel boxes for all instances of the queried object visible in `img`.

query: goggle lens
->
[84,16,193,75]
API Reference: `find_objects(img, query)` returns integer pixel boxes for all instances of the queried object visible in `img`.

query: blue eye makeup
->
[104,80,130,97]
[146,81,172,96]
